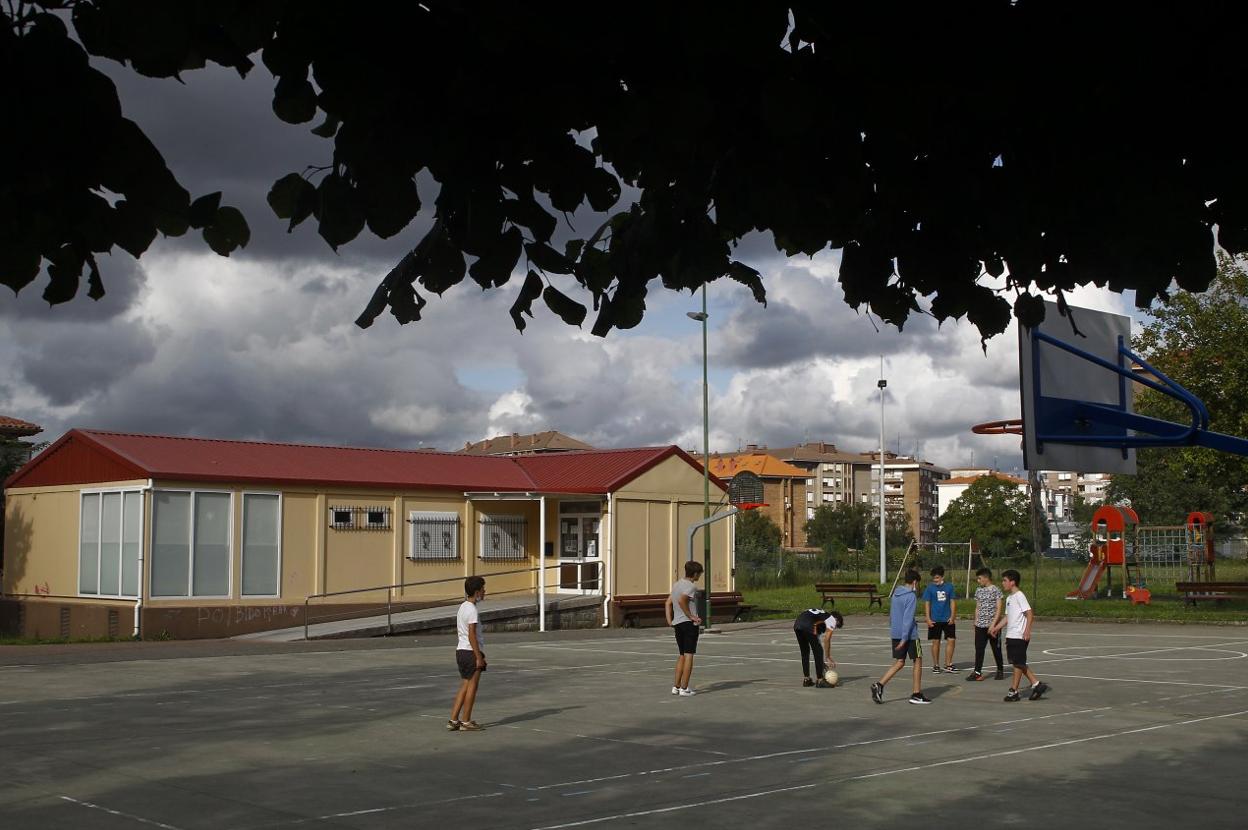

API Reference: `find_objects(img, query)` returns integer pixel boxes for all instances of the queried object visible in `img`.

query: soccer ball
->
[824,669,839,686]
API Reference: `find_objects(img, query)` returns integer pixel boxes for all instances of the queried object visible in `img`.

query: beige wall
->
[612,456,732,597]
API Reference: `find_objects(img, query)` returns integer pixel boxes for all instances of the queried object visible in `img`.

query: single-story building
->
[2,429,732,639]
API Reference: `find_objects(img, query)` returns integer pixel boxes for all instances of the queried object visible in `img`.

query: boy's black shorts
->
[1006,638,1029,667]
[456,649,486,679]
[891,638,919,662]
[928,621,956,640]
[673,621,700,654]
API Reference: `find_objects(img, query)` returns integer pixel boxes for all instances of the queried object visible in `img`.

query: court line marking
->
[60,796,185,830]
[528,706,1111,791]
[526,708,1248,830]
[1031,638,1248,666]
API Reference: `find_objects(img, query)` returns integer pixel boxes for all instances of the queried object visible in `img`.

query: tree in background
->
[806,502,911,573]
[734,508,782,572]
[0,437,46,575]
[1106,255,1248,532]
[939,476,1031,559]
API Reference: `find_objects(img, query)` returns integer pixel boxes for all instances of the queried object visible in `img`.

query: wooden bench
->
[1175,581,1248,605]
[814,582,883,608]
[612,591,754,628]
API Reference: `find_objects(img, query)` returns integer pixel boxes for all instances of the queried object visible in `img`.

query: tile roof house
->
[460,430,594,456]
[3,429,731,640]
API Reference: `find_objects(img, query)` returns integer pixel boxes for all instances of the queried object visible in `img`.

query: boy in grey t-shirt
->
[664,560,704,696]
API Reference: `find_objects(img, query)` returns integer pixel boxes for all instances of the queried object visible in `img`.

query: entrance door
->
[558,512,601,594]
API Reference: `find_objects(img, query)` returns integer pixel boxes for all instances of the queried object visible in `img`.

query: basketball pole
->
[878,359,887,584]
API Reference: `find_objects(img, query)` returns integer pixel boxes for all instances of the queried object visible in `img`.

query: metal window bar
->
[479,515,527,561]
[328,505,392,531]
[407,515,460,561]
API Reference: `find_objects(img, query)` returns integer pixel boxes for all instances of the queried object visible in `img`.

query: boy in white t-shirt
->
[989,569,1049,702]
[449,575,487,731]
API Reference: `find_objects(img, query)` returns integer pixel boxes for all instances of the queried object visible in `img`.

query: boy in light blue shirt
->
[872,569,931,705]
[922,565,959,673]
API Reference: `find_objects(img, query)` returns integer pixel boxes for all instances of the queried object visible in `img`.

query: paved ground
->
[2,618,1246,829]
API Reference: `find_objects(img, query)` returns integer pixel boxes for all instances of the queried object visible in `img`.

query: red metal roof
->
[5,430,724,495]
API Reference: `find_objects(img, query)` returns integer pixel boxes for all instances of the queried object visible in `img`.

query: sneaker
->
[994,669,1005,680]
[815,678,834,688]
[1029,682,1050,700]
[446,720,461,731]
[459,720,484,731]
[1004,689,1021,703]
[678,687,696,696]
[802,677,815,687]
[672,686,681,695]
[909,693,932,705]
[931,665,943,674]
[966,671,984,682]
[871,682,884,704]
[945,664,960,672]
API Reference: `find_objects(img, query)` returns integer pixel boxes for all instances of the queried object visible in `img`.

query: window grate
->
[479,514,527,561]
[408,512,460,560]
[328,505,392,531]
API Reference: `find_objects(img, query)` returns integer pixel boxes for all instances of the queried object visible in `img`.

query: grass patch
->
[739,558,1248,624]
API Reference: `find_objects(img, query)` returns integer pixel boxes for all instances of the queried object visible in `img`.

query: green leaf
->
[585,167,621,212]
[542,284,587,326]
[525,241,574,275]
[727,260,767,306]
[1013,292,1046,329]
[203,206,251,256]
[389,283,427,325]
[267,173,315,220]
[0,245,42,294]
[503,198,557,243]
[363,178,421,239]
[316,175,365,250]
[575,247,614,296]
[311,115,340,138]
[272,75,318,124]
[85,254,105,301]
[415,223,467,295]
[189,191,222,229]
[356,249,421,329]
[110,200,159,258]
[43,245,84,306]
[469,227,523,289]
[509,270,545,332]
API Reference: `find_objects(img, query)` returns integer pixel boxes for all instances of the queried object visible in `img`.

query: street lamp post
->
[878,362,887,584]
[687,285,711,629]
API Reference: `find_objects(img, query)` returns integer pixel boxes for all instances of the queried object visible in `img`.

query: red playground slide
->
[1066,558,1107,599]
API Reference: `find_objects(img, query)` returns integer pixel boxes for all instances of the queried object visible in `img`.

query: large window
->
[151,490,232,598]
[79,490,143,598]
[479,514,527,561]
[242,493,281,596]
[408,511,460,561]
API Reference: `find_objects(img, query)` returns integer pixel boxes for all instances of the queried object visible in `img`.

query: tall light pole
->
[687,284,711,628]
[878,358,887,584]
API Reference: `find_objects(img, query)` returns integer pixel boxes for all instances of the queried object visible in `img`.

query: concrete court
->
[1,618,1246,830]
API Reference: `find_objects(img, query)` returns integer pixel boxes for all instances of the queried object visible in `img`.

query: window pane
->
[79,493,100,595]
[121,492,141,597]
[242,494,279,596]
[99,492,122,596]
[152,492,190,597]
[193,493,231,596]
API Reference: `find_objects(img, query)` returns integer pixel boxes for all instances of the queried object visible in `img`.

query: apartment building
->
[853,451,949,544]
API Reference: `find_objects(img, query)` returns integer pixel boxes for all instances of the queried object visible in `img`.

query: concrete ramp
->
[233,594,604,642]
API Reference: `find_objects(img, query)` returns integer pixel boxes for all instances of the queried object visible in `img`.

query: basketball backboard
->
[727,470,764,507]
[1018,300,1137,474]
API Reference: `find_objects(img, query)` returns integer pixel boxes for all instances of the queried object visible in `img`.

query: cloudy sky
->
[0,59,1145,474]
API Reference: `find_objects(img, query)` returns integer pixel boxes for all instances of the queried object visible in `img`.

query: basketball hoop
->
[971,419,1023,436]
[727,470,764,507]
[735,502,769,511]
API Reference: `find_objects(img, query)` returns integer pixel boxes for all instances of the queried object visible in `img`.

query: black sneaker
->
[871,682,884,704]
[909,693,932,705]
[1004,689,1021,702]
[816,678,834,688]
[944,664,960,672]
[1029,682,1050,700]
[802,677,814,687]
[931,665,943,674]
[966,671,984,682]
[994,669,1005,680]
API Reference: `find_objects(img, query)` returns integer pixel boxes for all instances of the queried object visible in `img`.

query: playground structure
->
[1067,507,1217,600]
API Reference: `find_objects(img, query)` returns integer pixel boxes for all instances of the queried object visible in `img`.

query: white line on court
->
[60,796,185,830]
[528,706,1111,791]
[1031,638,1248,666]
[1036,670,1248,690]
[526,708,1248,830]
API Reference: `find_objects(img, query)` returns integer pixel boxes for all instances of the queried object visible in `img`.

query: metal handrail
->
[1,592,137,603]
[303,562,593,639]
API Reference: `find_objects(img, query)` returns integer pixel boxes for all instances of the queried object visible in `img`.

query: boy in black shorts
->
[989,569,1049,702]
[449,576,487,731]
[665,560,703,696]
[794,607,844,687]
[872,569,931,704]
[922,565,958,672]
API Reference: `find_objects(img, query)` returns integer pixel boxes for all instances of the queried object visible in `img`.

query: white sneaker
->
[671,686,680,695]
[678,687,696,696]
